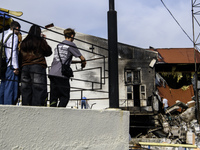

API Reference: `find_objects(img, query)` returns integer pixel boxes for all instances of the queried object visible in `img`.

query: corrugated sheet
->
[157,84,194,107]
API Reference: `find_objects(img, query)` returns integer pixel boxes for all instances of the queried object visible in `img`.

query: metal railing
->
[0,13,109,106]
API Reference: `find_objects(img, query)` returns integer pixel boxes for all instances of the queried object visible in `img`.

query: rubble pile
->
[134,100,200,148]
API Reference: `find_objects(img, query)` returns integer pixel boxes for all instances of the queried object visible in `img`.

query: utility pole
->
[191,0,200,124]
[107,0,119,108]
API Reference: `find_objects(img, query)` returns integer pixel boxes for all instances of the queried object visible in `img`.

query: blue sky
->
[1,0,195,49]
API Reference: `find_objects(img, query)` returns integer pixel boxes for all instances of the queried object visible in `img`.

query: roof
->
[157,84,194,107]
[149,48,200,64]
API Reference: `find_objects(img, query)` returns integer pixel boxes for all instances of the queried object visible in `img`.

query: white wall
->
[42,27,109,110]
[0,105,130,150]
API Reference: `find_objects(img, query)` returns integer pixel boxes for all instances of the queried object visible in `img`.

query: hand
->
[13,69,19,75]
[81,61,86,68]
[41,34,46,39]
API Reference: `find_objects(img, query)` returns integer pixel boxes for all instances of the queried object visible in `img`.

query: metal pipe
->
[109,0,115,10]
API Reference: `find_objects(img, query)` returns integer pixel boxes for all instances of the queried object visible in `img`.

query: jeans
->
[21,64,47,106]
[0,66,18,105]
[164,107,168,112]
[49,76,70,107]
[81,100,86,109]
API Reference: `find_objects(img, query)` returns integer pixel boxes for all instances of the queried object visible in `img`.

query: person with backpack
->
[0,21,21,105]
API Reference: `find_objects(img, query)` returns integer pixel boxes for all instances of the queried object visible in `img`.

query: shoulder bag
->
[57,45,74,78]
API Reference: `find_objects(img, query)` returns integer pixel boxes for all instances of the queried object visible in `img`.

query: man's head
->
[82,96,86,100]
[10,21,21,35]
[64,28,75,42]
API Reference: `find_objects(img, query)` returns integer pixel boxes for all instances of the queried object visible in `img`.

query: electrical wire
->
[160,0,193,43]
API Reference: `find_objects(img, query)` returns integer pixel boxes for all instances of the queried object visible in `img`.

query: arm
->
[71,60,81,64]
[79,55,86,68]
[71,57,86,63]
[12,35,19,75]
[41,39,52,57]
[69,43,86,68]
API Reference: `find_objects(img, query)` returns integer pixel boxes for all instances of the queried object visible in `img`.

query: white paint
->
[0,105,129,150]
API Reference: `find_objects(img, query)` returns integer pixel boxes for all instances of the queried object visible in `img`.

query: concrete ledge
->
[0,106,129,150]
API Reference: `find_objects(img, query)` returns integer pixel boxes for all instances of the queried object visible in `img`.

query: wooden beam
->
[139,142,197,148]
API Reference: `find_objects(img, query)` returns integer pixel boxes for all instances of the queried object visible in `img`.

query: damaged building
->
[130,48,200,148]
[29,26,200,147]
[151,48,200,106]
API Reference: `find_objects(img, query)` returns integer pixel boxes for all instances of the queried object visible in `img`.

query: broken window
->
[127,85,133,100]
[126,85,134,107]
[127,71,132,83]
[140,84,147,106]
[134,71,140,83]
[140,85,146,100]
[125,69,141,85]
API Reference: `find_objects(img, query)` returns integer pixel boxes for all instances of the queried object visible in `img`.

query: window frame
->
[125,68,141,85]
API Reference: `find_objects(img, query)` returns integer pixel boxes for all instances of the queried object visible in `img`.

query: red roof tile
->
[149,48,200,63]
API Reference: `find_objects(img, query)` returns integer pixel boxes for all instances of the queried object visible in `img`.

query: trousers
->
[81,100,86,109]
[0,66,18,104]
[49,76,70,107]
[21,64,47,106]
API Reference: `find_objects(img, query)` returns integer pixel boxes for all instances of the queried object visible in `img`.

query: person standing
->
[0,21,21,105]
[20,24,52,106]
[81,96,87,109]
[49,28,86,107]
[162,97,169,112]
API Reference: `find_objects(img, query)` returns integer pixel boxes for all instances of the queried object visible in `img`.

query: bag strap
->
[57,44,70,65]
[4,33,13,43]
[2,33,13,63]
[1,33,12,46]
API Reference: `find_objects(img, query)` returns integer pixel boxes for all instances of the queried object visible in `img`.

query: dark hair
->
[64,28,75,38]
[28,24,41,37]
[20,25,43,54]
[10,21,21,30]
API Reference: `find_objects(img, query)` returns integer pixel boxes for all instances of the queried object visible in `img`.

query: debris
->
[132,100,200,149]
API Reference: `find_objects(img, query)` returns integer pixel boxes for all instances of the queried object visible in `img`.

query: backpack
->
[0,33,12,79]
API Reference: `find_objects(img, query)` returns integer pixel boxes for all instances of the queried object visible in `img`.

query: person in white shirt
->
[0,21,21,105]
[162,97,169,112]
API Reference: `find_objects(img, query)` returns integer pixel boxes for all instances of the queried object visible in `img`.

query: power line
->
[160,0,193,43]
